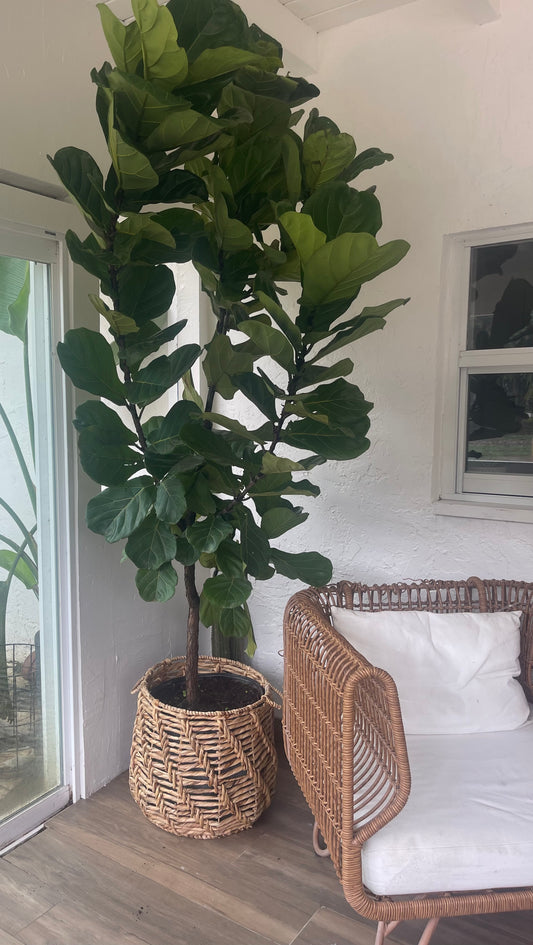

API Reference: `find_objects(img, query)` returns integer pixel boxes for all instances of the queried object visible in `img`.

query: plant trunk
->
[211,625,247,663]
[184,564,200,707]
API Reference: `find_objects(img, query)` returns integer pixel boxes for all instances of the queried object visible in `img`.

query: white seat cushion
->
[361,713,533,895]
[331,607,529,733]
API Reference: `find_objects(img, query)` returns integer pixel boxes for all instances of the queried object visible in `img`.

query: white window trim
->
[433,220,533,524]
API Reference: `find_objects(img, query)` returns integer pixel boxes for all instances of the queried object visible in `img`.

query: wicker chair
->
[282,577,533,945]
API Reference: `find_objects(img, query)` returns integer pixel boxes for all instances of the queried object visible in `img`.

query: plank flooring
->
[0,737,532,945]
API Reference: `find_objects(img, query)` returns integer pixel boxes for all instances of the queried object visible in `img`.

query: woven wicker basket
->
[129,655,279,839]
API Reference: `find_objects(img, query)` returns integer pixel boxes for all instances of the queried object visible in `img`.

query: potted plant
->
[50,0,409,837]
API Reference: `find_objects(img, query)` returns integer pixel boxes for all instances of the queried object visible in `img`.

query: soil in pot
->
[150,672,264,712]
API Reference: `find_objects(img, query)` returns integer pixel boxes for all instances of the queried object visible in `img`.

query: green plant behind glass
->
[0,257,39,720]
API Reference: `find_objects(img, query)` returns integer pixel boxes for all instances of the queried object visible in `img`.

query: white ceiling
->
[100,0,501,33]
[277,0,418,32]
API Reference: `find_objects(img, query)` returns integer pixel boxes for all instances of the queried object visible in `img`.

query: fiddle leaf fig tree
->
[50,0,409,707]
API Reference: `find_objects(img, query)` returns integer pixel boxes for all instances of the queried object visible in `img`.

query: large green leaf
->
[87,478,156,542]
[184,468,216,515]
[0,257,29,340]
[232,373,278,422]
[311,299,409,360]
[155,473,187,523]
[340,147,394,182]
[116,264,175,325]
[106,68,193,142]
[133,0,188,89]
[108,106,159,192]
[125,512,177,569]
[124,512,176,571]
[295,379,372,434]
[204,462,241,498]
[270,548,332,586]
[303,130,356,193]
[281,133,302,205]
[238,321,294,373]
[237,506,272,580]
[282,416,370,460]
[186,47,281,85]
[124,320,187,370]
[295,358,354,391]
[180,424,243,467]
[75,401,143,485]
[174,532,199,565]
[48,148,112,233]
[214,194,253,253]
[78,438,144,486]
[73,400,136,442]
[135,562,178,602]
[202,573,252,609]
[261,505,308,539]
[144,108,227,153]
[57,329,126,405]
[302,180,382,239]
[201,412,265,444]
[0,551,37,590]
[218,604,252,639]
[140,168,208,203]
[66,230,117,283]
[222,133,282,198]
[167,0,248,59]
[97,3,142,74]
[249,474,320,498]
[279,211,326,266]
[186,516,233,554]
[302,233,410,306]
[114,212,175,264]
[237,67,318,108]
[148,401,201,453]
[126,344,201,405]
[94,305,139,338]
[203,333,254,398]
[143,208,204,263]
[255,291,302,352]
[215,539,245,577]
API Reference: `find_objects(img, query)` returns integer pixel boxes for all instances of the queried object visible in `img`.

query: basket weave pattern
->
[283,576,533,923]
[129,656,278,838]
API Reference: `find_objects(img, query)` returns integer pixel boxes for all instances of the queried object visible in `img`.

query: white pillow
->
[330,607,530,734]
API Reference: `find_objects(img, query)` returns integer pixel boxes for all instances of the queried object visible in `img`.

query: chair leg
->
[374,921,400,944]
[418,917,439,945]
[312,821,330,857]
[374,917,439,945]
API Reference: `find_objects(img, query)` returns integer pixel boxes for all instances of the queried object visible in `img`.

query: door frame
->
[0,186,88,849]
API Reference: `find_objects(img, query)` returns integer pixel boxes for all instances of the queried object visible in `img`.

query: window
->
[0,219,73,849]
[434,223,533,523]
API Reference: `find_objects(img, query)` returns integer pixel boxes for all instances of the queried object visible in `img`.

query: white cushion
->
[330,607,529,734]
[362,714,533,895]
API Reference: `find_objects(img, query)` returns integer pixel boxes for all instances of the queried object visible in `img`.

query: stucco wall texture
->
[249,0,533,688]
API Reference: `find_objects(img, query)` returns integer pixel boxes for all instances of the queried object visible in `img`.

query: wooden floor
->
[0,740,532,945]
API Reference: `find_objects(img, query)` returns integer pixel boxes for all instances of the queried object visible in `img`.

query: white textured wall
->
[250,0,533,688]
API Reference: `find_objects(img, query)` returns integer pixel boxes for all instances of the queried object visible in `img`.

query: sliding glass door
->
[0,227,70,849]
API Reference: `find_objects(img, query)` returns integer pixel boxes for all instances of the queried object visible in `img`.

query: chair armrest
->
[283,590,411,880]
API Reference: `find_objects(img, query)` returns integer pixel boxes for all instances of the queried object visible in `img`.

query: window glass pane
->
[0,255,62,824]
[467,240,533,350]
[466,372,533,475]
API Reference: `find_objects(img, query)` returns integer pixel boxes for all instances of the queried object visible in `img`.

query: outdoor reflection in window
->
[466,373,533,475]
[468,241,533,350]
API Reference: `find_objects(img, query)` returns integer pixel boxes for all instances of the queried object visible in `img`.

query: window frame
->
[433,221,533,524]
